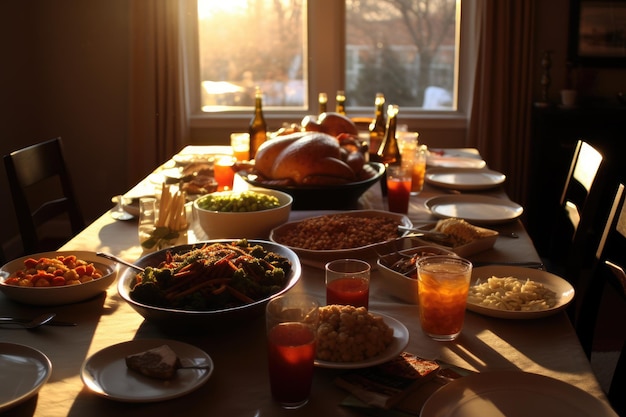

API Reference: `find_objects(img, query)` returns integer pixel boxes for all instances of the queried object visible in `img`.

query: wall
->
[0,1,130,258]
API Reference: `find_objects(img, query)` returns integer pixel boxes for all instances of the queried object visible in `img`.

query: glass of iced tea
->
[416,255,472,341]
[325,259,370,309]
[266,294,319,409]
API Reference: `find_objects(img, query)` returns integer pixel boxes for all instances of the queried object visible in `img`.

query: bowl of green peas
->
[193,188,292,239]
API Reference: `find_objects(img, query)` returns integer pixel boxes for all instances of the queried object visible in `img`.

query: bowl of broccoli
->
[117,239,301,331]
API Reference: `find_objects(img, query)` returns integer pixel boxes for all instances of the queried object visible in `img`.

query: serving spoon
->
[96,252,145,272]
[0,313,56,329]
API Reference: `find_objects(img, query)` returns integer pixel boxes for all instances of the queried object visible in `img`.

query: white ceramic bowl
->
[377,246,457,304]
[117,240,301,330]
[0,251,118,306]
[193,189,292,239]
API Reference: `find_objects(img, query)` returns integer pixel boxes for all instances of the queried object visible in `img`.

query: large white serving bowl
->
[0,251,118,306]
[377,246,457,304]
[193,189,292,239]
[117,240,301,330]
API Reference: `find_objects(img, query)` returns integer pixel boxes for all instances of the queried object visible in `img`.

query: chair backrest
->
[574,182,626,416]
[4,137,85,254]
[559,140,604,231]
[548,140,612,283]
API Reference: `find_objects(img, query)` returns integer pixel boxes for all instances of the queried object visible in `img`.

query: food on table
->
[468,276,557,311]
[433,218,495,246]
[129,240,292,311]
[125,344,181,380]
[181,174,218,195]
[387,248,453,279]
[301,111,359,137]
[3,255,105,287]
[316,305,394,362]
[196,190,281,212]
[252,131,374,186]
[274,213,400,250]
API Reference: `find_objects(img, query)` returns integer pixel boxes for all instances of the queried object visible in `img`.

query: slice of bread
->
[125,344,182,380]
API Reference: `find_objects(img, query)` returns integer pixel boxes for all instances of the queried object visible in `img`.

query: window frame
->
[182,0,473,132]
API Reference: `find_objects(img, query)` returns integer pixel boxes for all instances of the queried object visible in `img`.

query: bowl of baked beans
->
[0,251,118,306]
[269,210,414,266]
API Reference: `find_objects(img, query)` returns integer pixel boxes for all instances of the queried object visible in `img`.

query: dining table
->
[0,145,616,417]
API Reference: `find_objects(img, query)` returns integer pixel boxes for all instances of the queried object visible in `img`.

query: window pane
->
[346,0,459,110]
[197,0,307,111]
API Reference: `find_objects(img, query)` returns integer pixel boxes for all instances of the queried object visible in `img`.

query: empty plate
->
[0,343,51,412]
[425,195,523,224]
[425,168,506,190]
[421,371,619,417]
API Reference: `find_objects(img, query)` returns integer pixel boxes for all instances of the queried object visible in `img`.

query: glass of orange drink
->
[417,255,472,341]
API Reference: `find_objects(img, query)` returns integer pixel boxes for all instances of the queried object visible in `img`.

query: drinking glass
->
[409,145,427,195]
[417,255,472,341]
[138,197,158,249]
[266,294,319,409]
[230,133,250,161]
[386,165,412,214]
[214,155,237,191]
[325,259,370,309]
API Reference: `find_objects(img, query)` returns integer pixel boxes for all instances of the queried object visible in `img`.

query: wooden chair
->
[4,137,85,255]
[544,141,612,286]
[574,182,626,416]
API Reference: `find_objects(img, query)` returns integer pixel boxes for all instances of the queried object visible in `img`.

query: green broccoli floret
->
[264,253,292,274]
[129,281,168,307]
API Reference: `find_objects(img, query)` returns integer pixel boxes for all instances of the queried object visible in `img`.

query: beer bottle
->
[249,86,267,160]
[377,104,401,166]
[318,92,328,114]
[368,93,386,162]
[335,90,346,115]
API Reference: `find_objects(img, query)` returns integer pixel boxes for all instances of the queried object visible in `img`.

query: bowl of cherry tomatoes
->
[0,251,118,306]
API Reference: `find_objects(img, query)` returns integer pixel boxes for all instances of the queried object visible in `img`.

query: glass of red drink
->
[386,165,412,214]
[416,255,472,341]
[213,155,237,191]
[266,294,319,409]
[325,259,370,309]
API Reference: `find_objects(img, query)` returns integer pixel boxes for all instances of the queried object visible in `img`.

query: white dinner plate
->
[425,168,506,190]
[420,370,619,417]
[425,195,523,225]
[81,339,213,403]
[314,313,409,369]
[467,266,575,319]
[0,343,52,412]
[426,152,486,169]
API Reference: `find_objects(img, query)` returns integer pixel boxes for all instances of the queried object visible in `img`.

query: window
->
[186,0,466,127]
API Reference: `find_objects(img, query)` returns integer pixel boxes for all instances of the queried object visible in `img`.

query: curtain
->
[129,1,188,184]
[468,0,536,207]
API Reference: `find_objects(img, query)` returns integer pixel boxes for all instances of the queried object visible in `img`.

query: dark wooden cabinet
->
[526,104,626,256]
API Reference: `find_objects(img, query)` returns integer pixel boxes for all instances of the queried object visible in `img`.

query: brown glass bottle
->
[368,93,386,162]
[377,104,401,166]
[318,92,328,114]
[335,90,346,115]
[249,87,267,160]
